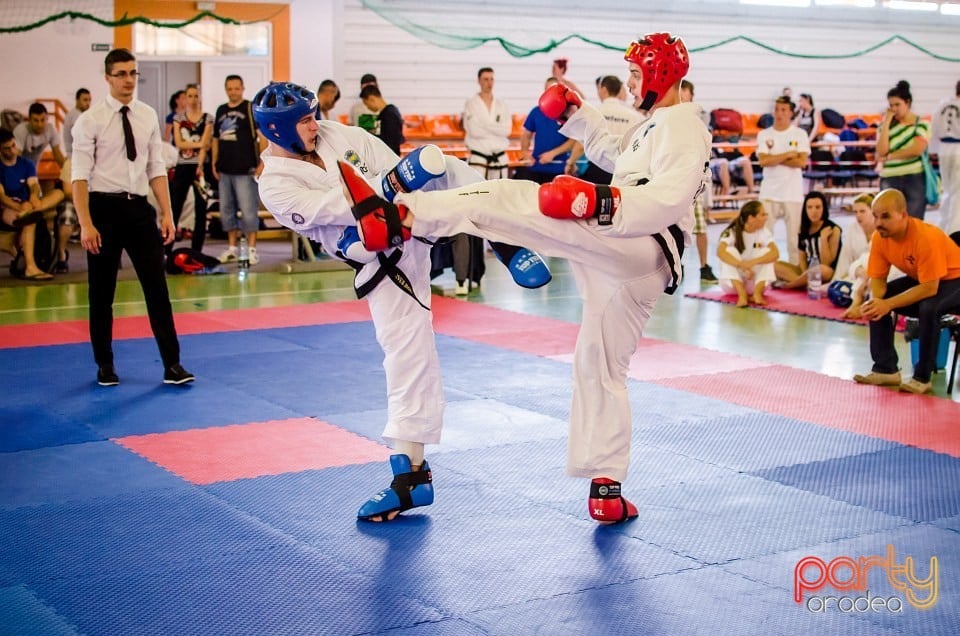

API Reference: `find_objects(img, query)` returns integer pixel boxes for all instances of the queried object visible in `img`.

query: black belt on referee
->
[91,192,147,201]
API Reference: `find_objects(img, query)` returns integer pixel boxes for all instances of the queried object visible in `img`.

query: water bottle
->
[238,235,250,280]
[807,252,822,300]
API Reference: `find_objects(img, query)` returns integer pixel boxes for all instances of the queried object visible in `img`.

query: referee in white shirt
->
[71,48,194,387]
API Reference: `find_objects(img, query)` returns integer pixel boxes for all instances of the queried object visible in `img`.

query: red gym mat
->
[685,289,870,326]
[0,301,372,350]
[657,365,960,457]
[115,418,390,485]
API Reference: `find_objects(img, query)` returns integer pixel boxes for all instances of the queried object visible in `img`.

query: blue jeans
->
[880,171,926,220]
[218,172,261,233]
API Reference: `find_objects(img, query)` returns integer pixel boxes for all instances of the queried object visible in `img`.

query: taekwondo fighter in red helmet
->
[339,32,711,524]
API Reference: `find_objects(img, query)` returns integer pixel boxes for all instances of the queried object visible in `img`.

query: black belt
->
[468,149,507,167]
[91,192,147,201]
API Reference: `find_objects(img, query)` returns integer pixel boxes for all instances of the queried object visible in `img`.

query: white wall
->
[0,2,113,115]
[329,0,960,119]
[1,0,958,122]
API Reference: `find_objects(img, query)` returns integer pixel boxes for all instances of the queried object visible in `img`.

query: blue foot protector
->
[490,242,552,289]
[357,454,434,521]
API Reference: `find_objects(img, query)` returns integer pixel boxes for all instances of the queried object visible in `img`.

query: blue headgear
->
[827,280,854,308]
[252,82,318,155]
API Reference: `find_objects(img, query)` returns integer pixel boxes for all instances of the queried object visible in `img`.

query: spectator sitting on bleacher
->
[774,191,842,290]
[13,102,71,273]
[0,128,59,280]
[758,96,810,265]
[359,85,405,156]
[349,74,378,126]
[515,78,576,185]
[793,93,821,143]
[63,88,91,158]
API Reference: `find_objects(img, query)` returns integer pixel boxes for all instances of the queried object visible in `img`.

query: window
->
[133,20,269,57]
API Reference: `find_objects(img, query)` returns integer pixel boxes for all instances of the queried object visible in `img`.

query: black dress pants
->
[87,193,180,369]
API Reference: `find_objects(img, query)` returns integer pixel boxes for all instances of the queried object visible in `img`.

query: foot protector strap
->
[589,478,638,523]
[357,454,434,521]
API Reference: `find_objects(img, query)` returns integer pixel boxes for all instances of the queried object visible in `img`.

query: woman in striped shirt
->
[876,80,929,220]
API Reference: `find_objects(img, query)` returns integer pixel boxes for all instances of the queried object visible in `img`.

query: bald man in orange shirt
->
[854,188,960,394]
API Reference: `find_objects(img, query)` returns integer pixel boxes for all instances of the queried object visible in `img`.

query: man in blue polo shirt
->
[0,128,62,279]
[514,78,576,184]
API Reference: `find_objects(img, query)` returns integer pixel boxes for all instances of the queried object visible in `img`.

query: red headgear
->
[173,251,205,274]
[624,33,689,111]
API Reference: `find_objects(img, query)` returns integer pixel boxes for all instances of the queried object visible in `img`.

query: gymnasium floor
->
[1,216,958,635]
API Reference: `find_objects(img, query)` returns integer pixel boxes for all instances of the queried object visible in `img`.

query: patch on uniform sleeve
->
[343,148,370,175]
[291,213,305,225]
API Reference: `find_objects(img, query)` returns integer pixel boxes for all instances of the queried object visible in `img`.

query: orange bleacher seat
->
[37,151,60,181]
[425,114,463,139]
[337,114,349,125]
[511,113,526,138]
[403,114,430,139]
[741,113,761,139]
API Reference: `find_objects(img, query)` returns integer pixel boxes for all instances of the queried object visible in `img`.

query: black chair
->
[803,149,834,189]
[839,148,879,187]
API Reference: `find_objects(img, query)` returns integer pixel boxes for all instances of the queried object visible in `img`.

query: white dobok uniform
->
[400,101,710,481]
[717,227,777,296]
[931,97,960,235]
[258,121,480,445]
[462,94,512,178]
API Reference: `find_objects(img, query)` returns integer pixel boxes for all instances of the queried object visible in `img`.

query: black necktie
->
[119,105,137,161]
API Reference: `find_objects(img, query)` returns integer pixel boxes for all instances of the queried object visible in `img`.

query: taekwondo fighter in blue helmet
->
[253,82,551,521]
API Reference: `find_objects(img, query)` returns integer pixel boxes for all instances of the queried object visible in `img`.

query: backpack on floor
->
[166,247,225,275]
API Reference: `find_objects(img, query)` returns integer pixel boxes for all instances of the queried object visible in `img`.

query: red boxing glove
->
[337,160,411,251]
[538,83,582,123]
[538,175,620,225]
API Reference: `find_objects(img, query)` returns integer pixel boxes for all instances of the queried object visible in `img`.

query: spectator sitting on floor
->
[774,190,842,290]
[716,200,779,307]
[839,192,906,319]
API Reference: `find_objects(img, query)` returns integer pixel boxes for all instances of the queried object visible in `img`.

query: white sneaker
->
[455,282,469,296]
[218,246,238,263]
[249,247,259,265]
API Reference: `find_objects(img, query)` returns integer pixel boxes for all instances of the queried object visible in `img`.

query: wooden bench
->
[709,192,758,223]
[207,209,298,257]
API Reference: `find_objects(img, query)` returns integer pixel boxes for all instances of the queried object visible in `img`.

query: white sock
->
[393,440,425,467]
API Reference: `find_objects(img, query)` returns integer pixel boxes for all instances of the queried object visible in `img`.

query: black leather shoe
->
[97,365,119,386]
[163,364,195,385]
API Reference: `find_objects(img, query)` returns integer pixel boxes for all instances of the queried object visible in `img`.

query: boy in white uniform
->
[253,83,550,522]
[340,33,710,524]
[756,96,810,265]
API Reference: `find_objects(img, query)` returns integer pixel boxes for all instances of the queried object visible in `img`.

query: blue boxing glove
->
[336,225,378,263]
[381,144,447,203]
[489,242,552,289]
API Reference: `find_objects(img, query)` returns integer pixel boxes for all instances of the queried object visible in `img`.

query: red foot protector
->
[588,477,638,524]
